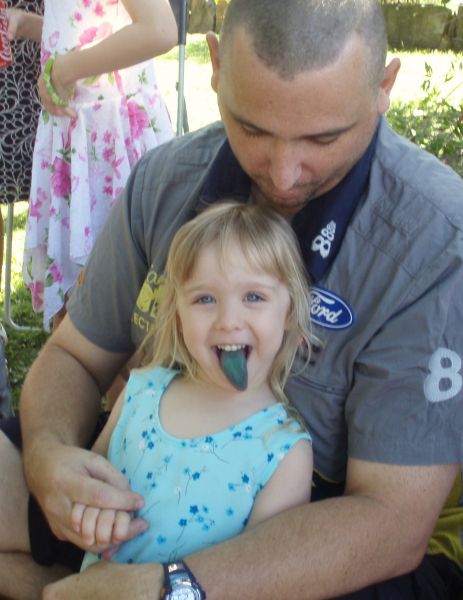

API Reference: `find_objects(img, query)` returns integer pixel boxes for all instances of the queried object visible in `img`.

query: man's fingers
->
[123,516,149,542]
[63,455,145,512]
[85,454,131,491]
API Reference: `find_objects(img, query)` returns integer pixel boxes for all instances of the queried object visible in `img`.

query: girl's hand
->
[71,502,144,555]
[37,54,77,119]
[6,8,42,43]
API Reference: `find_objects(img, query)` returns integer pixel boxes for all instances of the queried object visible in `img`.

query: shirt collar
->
[199,125,379,283]
[292,125,379,282]
[199,140,250,206]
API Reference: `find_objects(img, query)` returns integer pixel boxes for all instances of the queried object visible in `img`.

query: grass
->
[1,203,48,409]
[2,37,462,410]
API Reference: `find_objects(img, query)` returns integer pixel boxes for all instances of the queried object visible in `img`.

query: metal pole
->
[176,0,188,136]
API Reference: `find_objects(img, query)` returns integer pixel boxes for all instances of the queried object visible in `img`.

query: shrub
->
[387,60,463,176]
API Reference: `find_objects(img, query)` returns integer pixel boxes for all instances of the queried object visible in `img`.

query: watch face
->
[169,584,201,600]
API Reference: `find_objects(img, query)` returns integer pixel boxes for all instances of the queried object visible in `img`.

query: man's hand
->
[42,560,164,600]
[29,442,147,551]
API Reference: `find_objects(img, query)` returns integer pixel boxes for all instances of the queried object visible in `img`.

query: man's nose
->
[268,141,302,192]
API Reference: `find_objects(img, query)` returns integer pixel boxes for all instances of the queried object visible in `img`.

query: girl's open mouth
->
[215,344,250,390]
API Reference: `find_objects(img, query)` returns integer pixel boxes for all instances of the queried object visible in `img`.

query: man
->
[1,0,463,598]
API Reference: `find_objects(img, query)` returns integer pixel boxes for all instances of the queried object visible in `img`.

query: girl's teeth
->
[217,344,245,352]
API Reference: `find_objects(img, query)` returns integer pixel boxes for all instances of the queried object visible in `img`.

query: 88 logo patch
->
[311,221,337,259]
[424,347,463,402]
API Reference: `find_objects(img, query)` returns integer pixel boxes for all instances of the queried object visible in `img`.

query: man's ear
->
[377,57,401,114]
[206,31,220,93]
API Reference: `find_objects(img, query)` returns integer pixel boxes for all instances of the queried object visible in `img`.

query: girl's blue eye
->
[196,295,215,304]
[244,292,263,302]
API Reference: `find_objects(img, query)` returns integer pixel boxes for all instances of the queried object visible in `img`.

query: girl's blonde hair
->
[141,201,316,403]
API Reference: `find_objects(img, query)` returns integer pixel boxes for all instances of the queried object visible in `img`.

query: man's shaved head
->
[219,0,388,86]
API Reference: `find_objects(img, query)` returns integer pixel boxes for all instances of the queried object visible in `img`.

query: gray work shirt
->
[69,118,463,485]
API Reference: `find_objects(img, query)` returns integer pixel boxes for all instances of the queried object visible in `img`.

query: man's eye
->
[312,136,338,146]
[242,126,262,138]
[244,292,264,302]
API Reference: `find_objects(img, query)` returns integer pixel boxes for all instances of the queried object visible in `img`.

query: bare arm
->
[246,439,312,529]
[69,387,148,552]
[42,460,458,599]
[92,386,126,458]
[185,461,457,599]
[20,315,145,548]
[6,8,43,44]
[40,0,177,116]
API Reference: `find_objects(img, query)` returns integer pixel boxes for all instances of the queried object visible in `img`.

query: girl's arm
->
[245,439,313,529]
[6,8,43,44]
[91,386,126,458]
[48,0,177,109]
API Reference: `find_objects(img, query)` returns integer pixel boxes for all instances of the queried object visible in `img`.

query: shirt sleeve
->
[346,244,463,466]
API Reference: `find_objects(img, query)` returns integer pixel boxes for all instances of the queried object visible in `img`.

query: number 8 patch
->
[424,348,463,403]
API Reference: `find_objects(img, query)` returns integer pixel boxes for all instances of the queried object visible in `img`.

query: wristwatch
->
[161,560,206,599]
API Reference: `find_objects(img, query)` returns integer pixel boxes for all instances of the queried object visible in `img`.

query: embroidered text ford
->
[310,287,354,330]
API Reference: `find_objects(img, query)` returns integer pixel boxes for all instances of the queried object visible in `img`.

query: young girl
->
[7,0,177,329]
[75,201,315,569]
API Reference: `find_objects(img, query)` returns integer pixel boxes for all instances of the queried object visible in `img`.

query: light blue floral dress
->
[81,367,312,568]
[22,0,173,328]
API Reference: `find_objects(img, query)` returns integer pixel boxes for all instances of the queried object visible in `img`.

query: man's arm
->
[42,460,458,599]
[20,315,145,547]
[175,461,457,598]
[69,385,149,552]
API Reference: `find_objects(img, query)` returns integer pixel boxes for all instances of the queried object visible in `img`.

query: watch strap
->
[162,560,206,599]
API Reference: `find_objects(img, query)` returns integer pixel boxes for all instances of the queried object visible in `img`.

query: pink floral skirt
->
[23,69,173,329]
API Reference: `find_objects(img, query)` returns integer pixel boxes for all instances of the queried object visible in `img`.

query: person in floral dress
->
[7,0,177,328]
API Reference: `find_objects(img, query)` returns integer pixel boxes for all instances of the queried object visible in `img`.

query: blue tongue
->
[219,349,248,391]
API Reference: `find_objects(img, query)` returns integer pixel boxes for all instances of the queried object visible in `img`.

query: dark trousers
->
[337,553,463,599]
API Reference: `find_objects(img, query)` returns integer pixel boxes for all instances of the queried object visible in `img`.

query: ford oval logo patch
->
[310,286,354,330]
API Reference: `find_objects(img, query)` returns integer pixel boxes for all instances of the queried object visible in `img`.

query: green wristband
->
[43,56,69,108]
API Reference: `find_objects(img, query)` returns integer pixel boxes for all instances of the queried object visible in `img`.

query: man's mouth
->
[215,344,249,390]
